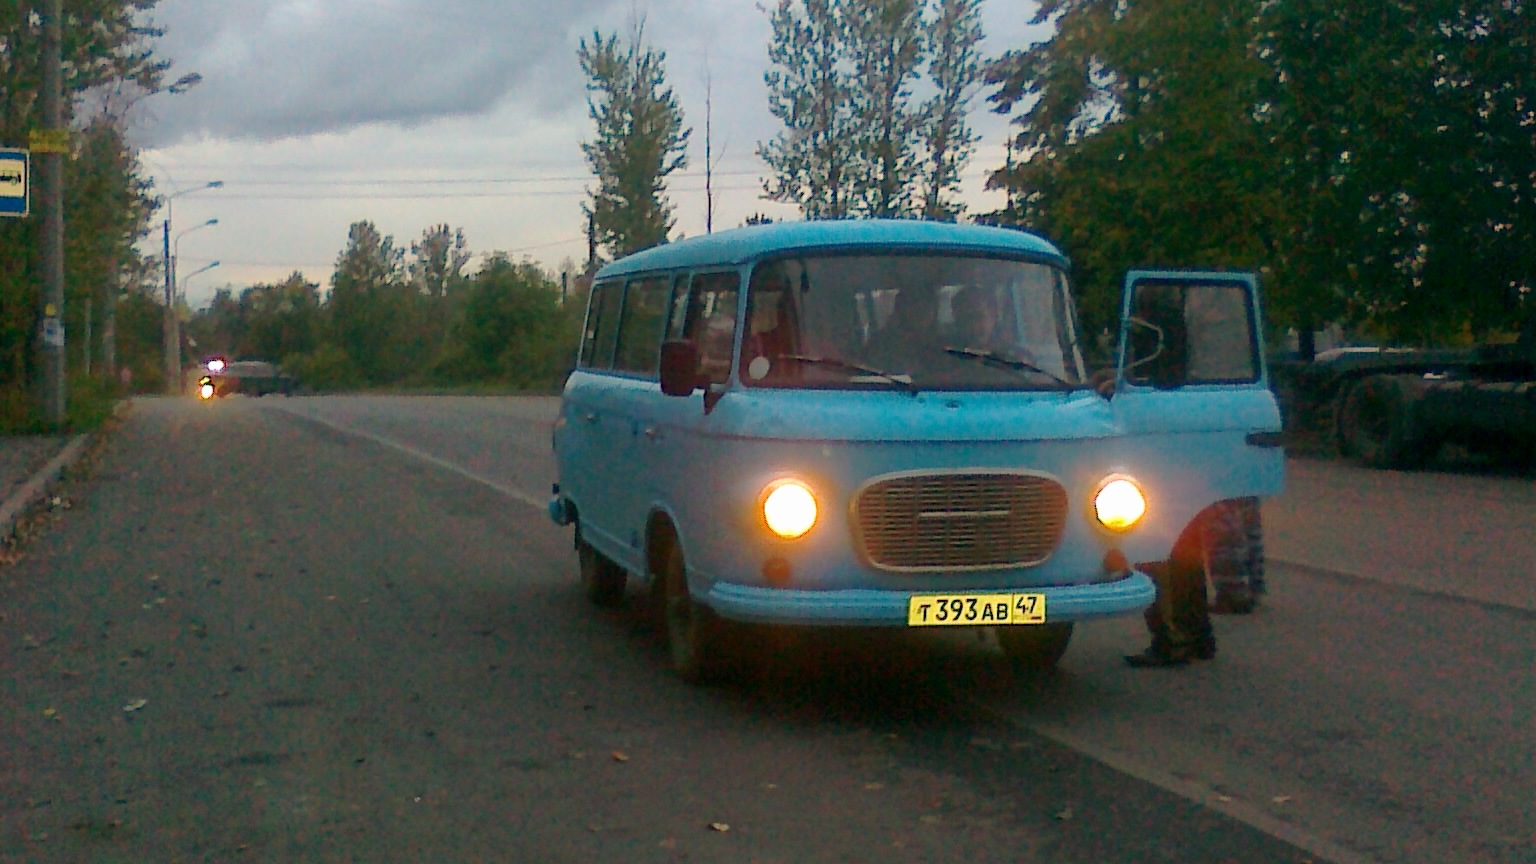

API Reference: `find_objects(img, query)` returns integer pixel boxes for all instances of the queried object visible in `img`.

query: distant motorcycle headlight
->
[1094,476,1146,531]
[198,377,215,400]
[761,479,818,539]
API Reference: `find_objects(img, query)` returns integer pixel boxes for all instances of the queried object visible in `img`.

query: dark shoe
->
[1195,632,1217,660]
[1124,645,1194,668]
[1210,591,1255,615]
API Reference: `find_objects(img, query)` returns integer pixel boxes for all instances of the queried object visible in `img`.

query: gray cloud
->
[138,0,615,146]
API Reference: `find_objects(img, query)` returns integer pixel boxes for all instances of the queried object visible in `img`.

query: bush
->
[282,344,365,392]
[0,373,121,434]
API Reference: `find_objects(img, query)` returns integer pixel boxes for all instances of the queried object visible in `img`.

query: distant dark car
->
[199,360,296,398]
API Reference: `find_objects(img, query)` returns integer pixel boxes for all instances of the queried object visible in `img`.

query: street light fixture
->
[161,180,222,393]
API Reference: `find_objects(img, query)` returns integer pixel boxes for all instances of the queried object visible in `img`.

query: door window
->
[614,276,671,375]
[683,272,740,386]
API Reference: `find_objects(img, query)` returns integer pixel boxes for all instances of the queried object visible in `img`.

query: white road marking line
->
[276,406,548,512]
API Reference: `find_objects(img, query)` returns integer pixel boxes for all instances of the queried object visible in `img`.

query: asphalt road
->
[2,395,1531,863]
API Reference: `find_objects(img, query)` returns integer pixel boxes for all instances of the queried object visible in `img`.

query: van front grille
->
[853,472,1069,571]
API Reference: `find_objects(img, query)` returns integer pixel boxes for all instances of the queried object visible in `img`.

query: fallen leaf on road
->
[42,707,58,720]
[863,782,884,790]
[658,838,677,849]
[1271,795,1292,804]
[1055,807,1074,821]
[611,751,630,763]
[212,690,230,698]
[123,699,147,712]
[708,822,729,833]
[1214,794,1233,803]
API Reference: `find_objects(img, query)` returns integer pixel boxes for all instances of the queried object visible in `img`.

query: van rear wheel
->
[997,623,1073,673]
[578,536,626,607]
[659,541,730,684]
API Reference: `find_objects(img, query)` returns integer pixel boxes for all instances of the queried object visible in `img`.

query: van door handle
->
[583,412,598,423]
[643,426,662,440]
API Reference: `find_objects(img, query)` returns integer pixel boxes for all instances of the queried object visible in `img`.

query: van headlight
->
[1093,476,1146,531]
[761,479,818,539]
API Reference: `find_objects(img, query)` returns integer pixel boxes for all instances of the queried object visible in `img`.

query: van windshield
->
[738,254,1084,391]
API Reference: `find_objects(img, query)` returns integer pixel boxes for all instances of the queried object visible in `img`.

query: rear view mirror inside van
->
[659,340,700,396]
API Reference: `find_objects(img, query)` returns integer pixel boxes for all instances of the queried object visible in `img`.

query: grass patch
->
[0,376,124,435]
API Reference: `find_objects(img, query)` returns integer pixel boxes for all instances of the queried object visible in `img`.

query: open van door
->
[1113,270,1284,501]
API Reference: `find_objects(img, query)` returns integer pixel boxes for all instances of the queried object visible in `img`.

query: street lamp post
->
[162,181,221,393]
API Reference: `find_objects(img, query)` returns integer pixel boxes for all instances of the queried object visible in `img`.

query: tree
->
[985,0,1274,332]
[918,0,985,219]
[844,0,927,217]
[760,0,857,217]
[441,255,577,389]
[760,0,989,220]
[578,21,691,259]
[410,223,471,353]
[987,0,1535,347]
[0,0,178,418]
[238,273,321,363]
[327,220,420,384]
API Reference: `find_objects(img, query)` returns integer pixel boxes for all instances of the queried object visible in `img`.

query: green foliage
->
[578,22,691,259]
[436,255,579,390]
[0,1,175,426]
[112,289,167,394]
[761,0,988,219]
[986,0,1534,345]
[283,344,364,393]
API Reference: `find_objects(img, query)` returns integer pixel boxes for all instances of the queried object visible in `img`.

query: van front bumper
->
[704,570,1156,627]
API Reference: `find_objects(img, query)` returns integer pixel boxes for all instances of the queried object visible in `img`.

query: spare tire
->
[1336,374,1437,469]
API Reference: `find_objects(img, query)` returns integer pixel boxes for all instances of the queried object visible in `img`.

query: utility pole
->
[163,217,176,393]
[35,0,66,425]
[704,63,714,234]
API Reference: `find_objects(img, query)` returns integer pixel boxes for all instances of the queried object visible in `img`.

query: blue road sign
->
[0,149,28,218]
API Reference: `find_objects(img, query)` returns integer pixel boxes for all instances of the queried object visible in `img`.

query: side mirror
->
[659,340,700,397]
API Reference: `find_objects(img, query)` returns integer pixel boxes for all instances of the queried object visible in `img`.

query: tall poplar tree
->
[760,0,987,220]
[919,0,985,219]
[578,21,690,259]
[759,0,856,217]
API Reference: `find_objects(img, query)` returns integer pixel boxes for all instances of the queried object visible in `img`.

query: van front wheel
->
[997,623,1074,673]
[660,541,730,684]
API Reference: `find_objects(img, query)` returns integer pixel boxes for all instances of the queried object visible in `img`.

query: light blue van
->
[549,219,1284,682]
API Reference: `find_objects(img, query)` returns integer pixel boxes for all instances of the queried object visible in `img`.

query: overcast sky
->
[130,0,1051,309]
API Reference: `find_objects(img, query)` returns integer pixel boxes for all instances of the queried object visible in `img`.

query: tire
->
[658,539,731,684]
[1336,375,1437,469]
[997,623,1074,673]
[577,536,626,607]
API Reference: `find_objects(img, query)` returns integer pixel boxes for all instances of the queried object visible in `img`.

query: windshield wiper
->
[778,354,919,393]
[942,347,1078,390]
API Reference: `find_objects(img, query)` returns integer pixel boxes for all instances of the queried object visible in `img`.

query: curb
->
[0,434,92,543]
[0,399,128,544]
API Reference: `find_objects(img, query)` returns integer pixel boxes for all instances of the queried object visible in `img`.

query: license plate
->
[907,593,1046,627]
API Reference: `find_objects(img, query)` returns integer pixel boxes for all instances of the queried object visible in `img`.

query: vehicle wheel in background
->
[577,533,626,606]
[1336,374,1437,469]
[997,623,1074,674]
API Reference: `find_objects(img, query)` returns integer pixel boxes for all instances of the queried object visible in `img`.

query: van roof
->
[594,219,1067,280]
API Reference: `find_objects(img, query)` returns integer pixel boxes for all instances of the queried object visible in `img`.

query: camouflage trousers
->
[1143,497,1266,650]
[1202,496,1266,598]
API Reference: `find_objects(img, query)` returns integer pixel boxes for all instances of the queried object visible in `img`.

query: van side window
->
[579,281,612,368]
[584,279,625,370]
[614,276,670,375]
[665,273,691,341]
[684,272,740,386]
